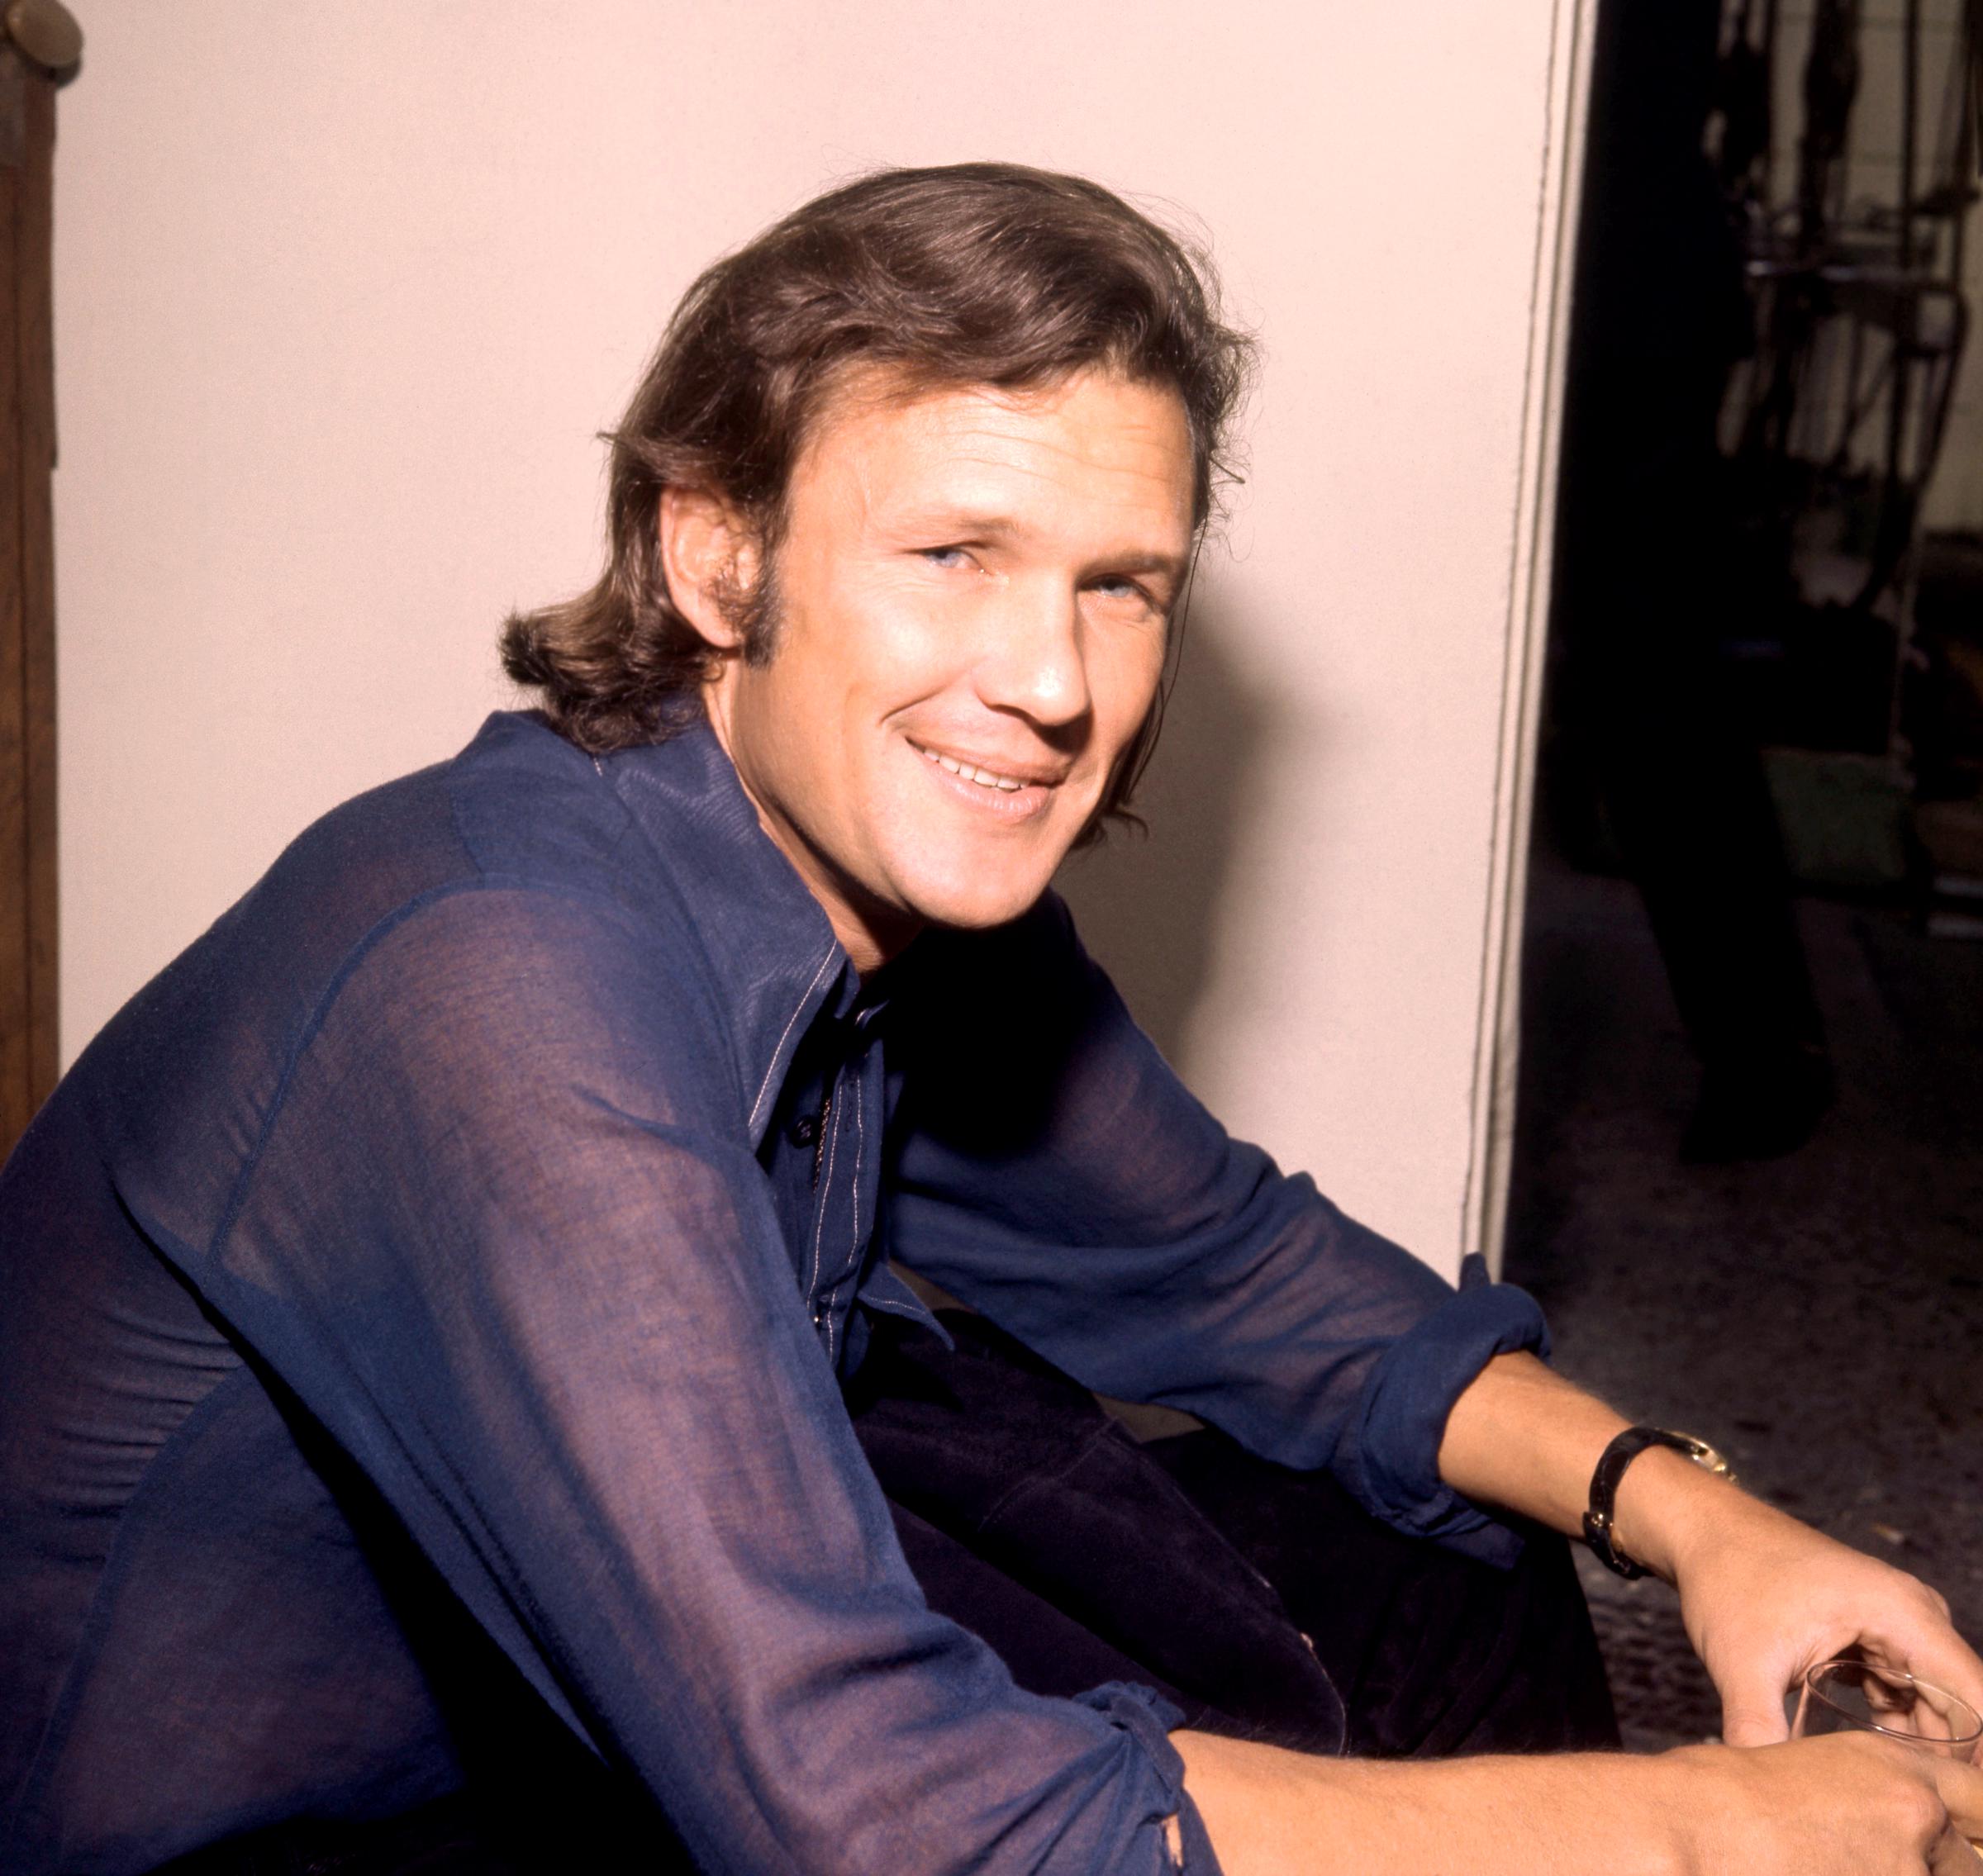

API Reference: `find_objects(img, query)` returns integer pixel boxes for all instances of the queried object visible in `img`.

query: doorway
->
[1504,0,1983,1748]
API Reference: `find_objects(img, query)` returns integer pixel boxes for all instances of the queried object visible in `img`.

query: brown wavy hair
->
[500,161,1253,833]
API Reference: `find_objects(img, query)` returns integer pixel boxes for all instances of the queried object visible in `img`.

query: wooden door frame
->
[2,36,62,1158]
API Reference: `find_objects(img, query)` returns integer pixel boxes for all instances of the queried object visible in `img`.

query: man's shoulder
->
[66,715,733,1254]
[438,710,649,894]
[262,710,633,905]
[242,711,661,966]
[73,712,691,1118]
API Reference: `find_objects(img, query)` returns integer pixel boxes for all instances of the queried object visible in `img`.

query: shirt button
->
[787,1113,820,1147]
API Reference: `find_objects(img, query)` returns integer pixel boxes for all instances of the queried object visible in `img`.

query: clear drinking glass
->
[1791,1658,1983,1755]
[1791,1661,1983,1861]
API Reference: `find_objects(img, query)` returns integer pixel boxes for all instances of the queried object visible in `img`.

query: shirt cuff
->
[1072,1684,1224,1875]
[1336,1254,1550,1568]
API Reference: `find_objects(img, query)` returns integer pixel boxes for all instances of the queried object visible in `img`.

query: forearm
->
[1177,1727,1983,1876]
[1435,1351,1983,1759]
[1170,1358,1983,1876]
[1434,1349,1734,1581]
[1174,1729,1690,1876]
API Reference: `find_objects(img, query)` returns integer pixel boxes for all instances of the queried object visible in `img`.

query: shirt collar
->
[592,715,870,1152]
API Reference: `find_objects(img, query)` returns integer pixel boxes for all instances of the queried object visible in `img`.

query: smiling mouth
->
[913,743,1052,794]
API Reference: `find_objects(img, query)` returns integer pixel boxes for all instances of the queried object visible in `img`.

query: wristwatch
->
[1582,1426,1735,1579]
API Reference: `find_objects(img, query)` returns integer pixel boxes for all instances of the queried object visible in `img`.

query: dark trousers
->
[851,1312,1617,1761]
[157,1313,1616,1874]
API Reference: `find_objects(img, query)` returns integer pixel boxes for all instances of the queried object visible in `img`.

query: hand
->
[1433,1356,1983,1759]
[1645,1465,1983,1752]
[1663,1731,1983,1875]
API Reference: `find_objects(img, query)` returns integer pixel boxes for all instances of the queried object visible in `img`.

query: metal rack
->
[1715,0,1981,769]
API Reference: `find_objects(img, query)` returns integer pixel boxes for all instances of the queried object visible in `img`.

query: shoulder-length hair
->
[500,162,1253,836]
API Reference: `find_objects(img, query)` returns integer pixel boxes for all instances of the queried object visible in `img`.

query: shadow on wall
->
[1055,602,1282,1079]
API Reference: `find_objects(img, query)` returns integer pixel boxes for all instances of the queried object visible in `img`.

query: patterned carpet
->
[1503,854,1983,1752]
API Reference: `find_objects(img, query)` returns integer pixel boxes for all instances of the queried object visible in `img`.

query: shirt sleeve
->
[882,894,1548,1567]
[179,885,1219,1876]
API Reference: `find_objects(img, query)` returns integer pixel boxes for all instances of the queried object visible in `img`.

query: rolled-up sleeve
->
[882,895,1548,1567]
[1333,1261,1548,1565]
[146,886,1214,1875]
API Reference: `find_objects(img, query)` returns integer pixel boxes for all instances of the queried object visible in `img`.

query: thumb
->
[1719,1665,1795,1747]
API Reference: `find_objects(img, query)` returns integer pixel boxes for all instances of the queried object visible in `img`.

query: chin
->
[898,862,1053,933]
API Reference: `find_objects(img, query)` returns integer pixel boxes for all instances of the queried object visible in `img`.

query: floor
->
[1502,851,1983,1752]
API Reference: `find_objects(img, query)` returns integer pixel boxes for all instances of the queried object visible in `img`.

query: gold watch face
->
[1682,1436,1735,1483]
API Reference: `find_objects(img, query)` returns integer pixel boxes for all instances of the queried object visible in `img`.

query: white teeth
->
[920,746,1025,791]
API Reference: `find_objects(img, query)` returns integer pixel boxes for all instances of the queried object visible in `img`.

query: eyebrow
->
[1094,550,1191,577]
[896,508,1024,541]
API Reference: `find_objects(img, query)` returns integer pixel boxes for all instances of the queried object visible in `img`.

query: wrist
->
[1610,1446,1747,1585]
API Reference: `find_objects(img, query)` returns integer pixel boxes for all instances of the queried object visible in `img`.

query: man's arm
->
[174,886,1212,1874]
[1438,1350,1983,1750]
[1174,1722,1983,1874]
[890,903,1983,1865]
[887,899,1549,1563]
[1174,1351,1983,1874]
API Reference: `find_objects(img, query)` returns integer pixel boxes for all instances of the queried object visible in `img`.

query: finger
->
[1929,1755,1983,1843]
[1858,1591,1983,1693]
[1919,1638,1983,1738]
[1927,1823,1979,1876]
[1864,1628,1983,1755]
[1719,1665,1795,1748]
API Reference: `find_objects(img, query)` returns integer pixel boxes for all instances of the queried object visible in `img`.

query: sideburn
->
[709,526,783,669]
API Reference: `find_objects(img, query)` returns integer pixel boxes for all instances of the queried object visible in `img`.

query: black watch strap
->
[1582,1426,1733,1579]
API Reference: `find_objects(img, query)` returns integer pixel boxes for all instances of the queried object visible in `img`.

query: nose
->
[972,577,1091,731]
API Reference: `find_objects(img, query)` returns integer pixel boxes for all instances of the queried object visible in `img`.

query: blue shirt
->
[0,712,1547,1874]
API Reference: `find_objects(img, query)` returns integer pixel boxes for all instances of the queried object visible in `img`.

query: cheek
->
[726,653,847,817]
[862,592,972,696]
[815,581,964,725]
[1091,630,1168,747]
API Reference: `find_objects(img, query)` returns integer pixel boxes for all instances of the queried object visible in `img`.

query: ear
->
[657,484,760,653]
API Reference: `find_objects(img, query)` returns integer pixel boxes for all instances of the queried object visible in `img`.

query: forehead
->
[791,366,1197,540]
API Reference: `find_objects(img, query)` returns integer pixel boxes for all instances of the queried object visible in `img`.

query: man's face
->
[697,368,1197,967]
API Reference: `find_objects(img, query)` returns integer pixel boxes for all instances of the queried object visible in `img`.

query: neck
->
[817,886,920,977]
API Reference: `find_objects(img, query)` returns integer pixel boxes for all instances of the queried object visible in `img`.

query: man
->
[2,164,1978,1875]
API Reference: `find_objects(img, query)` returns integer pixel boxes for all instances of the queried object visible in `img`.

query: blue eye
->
[919,547,972,569]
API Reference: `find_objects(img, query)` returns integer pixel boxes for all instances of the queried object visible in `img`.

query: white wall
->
[52,1,1586,1278]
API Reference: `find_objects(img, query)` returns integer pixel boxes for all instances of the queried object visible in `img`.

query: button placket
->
[806,1031,886,1367]
[802,1073,843,1311]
